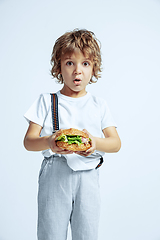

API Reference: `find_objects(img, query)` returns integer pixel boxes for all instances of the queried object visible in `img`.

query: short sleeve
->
[101,100,117,130]
[24,94,48,127]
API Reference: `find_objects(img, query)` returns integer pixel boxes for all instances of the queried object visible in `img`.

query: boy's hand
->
[48,130,73,155]
[76,129,96,157]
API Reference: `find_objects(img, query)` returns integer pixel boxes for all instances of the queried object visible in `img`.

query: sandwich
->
[55,128,91,151]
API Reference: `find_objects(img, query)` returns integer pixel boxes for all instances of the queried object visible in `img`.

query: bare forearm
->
[94,136,121,153]
[24,135,50,151]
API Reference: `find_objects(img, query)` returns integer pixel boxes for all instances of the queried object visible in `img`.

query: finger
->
[57,151,73,155]
[86,146,95,153]
[64,150,73,154]
[76,151,86,156]
[82,129,87,133]
[59,149,73,153]
[61,152,73,155]
[82,129,89,137]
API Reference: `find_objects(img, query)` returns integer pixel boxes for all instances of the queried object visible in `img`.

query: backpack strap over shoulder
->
[50,93,59,133]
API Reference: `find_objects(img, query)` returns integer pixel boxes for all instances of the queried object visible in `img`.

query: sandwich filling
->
[56,134,91,146]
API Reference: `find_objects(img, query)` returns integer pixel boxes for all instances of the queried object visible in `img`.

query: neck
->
[60,87,87,98]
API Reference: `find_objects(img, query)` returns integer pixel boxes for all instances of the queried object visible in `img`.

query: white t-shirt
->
[24,91,117,171]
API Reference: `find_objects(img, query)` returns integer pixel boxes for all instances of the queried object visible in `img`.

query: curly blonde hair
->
[50,29,102,84]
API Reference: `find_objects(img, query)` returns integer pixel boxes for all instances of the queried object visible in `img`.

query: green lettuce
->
[57,134,83,146]
[56,134,68,142]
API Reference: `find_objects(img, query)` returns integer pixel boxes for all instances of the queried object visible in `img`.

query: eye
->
[66,61,73,66]
[83,61,90,66]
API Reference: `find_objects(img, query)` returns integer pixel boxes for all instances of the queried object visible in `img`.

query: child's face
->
[60,49,93,97]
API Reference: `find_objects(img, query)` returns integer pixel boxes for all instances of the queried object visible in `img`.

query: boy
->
[24,29,121,240]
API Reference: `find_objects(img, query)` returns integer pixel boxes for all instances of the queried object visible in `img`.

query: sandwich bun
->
[56,141,91,151]
[55,128,91,151]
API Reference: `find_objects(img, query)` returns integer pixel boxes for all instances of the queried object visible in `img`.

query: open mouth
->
[73,79,82,85]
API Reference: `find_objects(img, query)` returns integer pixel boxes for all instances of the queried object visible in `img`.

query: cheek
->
[61,67,67,76]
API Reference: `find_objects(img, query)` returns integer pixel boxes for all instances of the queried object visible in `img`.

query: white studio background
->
[0,0,160,239]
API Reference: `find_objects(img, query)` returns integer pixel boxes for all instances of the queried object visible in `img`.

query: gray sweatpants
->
[37,155,101,240]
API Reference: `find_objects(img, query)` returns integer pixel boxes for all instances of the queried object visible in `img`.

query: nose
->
[74,64,82,75]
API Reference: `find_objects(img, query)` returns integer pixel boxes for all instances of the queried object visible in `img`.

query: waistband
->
[44,154,103,170]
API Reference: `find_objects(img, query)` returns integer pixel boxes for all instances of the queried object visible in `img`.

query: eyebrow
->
[63,57,91,61]
[63,57,72,60]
